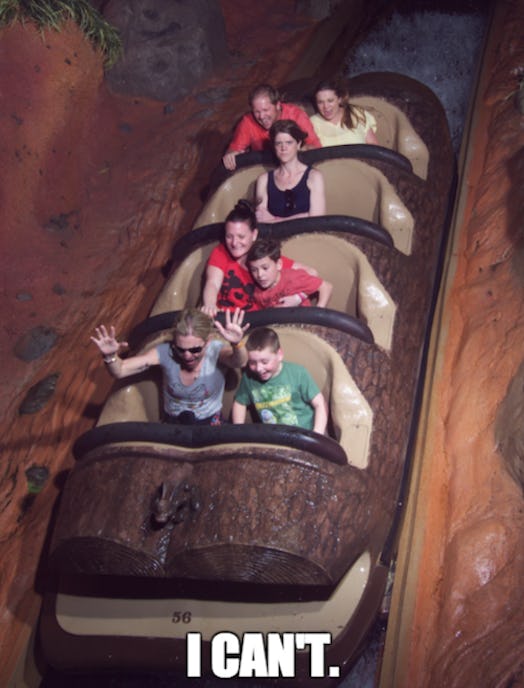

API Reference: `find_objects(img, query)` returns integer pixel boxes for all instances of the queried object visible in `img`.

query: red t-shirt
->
[228,103,321,153]
[208,244,293,311]
[253,268,322,309]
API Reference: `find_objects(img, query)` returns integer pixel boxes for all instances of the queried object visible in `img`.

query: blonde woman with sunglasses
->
[91,308,248,425]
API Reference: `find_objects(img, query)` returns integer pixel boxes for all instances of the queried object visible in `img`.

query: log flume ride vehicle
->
[39,72,456,684]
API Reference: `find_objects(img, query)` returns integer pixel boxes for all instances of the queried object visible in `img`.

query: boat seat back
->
[151,234,396,350]
[282,234,396,350]
[151,242,215,316]
[97,328,372,468]
[292,95,428,180]
[349,96,429,180]
[192,164,269,228]
[315,159,413,254]
[193,160,413,254]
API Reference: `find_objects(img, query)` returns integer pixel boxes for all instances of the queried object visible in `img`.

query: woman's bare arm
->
[307,168,326,216]
[365,128,379,144]
[91,325,159,378]
[255,172,278,223]
[201,264,225,317]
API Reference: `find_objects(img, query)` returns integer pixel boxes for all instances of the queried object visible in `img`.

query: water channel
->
[41,2,490,686]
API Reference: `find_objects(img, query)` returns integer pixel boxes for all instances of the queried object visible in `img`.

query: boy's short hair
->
[246,327,280,353]
[247,238,281,264]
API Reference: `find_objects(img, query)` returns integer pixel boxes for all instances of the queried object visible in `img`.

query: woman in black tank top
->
[255,119,326,224]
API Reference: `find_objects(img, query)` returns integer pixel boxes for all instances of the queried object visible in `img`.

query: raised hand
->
[90,325,128,357]
[214,308,250,345]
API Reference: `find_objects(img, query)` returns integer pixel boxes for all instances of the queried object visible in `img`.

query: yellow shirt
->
[310,110,377,147]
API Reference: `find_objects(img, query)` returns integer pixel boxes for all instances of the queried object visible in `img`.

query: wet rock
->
[13,326,59,362]
[18,373,60,415]
[104,0,228,101]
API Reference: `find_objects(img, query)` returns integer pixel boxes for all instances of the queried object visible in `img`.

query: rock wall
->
[383,1,524,686]
[0,3,320,682]
[104,0,228,100]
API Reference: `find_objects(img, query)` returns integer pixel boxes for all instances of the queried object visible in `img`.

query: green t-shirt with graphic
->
[235,361,320,430]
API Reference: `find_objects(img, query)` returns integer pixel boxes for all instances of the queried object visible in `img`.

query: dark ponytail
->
[225,199,257,230]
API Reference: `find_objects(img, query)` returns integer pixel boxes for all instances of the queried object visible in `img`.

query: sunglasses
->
[284,189,295,212]
[171,343,204,355]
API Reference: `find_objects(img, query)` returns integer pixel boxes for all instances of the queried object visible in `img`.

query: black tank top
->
[267,166,311,218]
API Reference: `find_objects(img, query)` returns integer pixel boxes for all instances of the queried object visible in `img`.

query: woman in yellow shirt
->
[310,78,379,147]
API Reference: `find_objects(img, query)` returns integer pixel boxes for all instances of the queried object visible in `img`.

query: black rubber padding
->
[73,421,348,466]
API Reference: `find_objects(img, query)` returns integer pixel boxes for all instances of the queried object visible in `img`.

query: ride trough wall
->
[39,72,456,684]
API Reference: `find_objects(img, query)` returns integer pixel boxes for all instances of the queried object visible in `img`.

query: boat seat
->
[193,159,414,254]
[287,91,428,180]
[349,96,429,180]
[151,233,395,350]
[97,327,372,469]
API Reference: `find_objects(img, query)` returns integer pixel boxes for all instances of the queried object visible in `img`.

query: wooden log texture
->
[46,114,455,587]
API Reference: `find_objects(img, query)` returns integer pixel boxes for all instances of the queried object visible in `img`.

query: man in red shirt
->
[222,84,321,170]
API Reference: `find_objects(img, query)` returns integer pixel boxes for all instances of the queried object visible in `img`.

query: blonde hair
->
[173,309,213,341]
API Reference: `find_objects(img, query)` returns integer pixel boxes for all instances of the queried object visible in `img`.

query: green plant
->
[0,0,122,66]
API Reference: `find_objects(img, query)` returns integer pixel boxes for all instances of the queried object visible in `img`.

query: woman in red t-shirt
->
[201,200,315,317]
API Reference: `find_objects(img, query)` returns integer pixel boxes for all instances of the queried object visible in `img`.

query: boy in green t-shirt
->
[231,327,328,434]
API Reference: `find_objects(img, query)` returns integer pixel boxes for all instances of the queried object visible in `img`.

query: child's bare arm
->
[316,279,333,308]
[310,392,328,434]
[232,400,247,424]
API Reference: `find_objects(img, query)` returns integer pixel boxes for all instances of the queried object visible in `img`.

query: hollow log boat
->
[39,72,456,683]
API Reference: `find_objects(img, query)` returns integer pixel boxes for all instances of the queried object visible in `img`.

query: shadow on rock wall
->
[103,0,228,101]
[495,356,524,493]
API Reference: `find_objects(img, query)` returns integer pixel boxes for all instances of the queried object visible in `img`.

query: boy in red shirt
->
[247,238,332,309]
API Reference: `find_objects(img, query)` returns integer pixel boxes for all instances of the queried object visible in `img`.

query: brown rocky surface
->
[1,0,523,687]
[103,0,229,100]
[382,1,524,686]
[0,2,319,682]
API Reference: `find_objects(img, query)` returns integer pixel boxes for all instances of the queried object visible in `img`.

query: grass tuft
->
[0,0,122,66]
